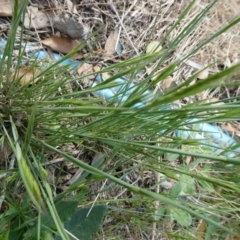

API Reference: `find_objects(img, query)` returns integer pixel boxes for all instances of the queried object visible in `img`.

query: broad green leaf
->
[179,174,195,195]
[170,182,182,198]
[155,206,166,221]
[56,205,107,240]
[170,208,192,227]
[165,152,180,161]
[8,218,26,240]
[55,201,79,223]
[23,201,78,239]
[40,201,79,228]
[205,216,219,240]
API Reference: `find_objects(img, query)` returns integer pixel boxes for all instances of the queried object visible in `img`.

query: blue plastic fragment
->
[0,37,239,160]
[92,82,115,99]
[116,42,123,54]
[27,50,81,69]
[28,50,48,59]
[132,102,145,108]
[93,61,240,159]
[0,38,7,49]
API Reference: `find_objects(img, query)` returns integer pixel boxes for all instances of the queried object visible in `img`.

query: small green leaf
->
[205,216,219,240]
[170,208,192,227]
[40,201,79,228]
[8,219,26,240]
[0,227,9,240]
[170,182,182,198]
[57,205,107,240]
[165,152,180,161]
[23,201,79,239]
[179,174,195,195]
[155,206,166,221]
[56,201,79,223]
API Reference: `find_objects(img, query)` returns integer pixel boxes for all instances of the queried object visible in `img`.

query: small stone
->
[160,181,173,189]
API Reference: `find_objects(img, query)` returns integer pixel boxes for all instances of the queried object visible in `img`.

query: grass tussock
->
[0,0,240,239]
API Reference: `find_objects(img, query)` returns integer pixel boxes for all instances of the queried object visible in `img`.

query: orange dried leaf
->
[42,37,80,54]
[196,219,206,240]
[162,76,174,90]
[13,67,41,85]
[104,30,119,56]
[93,49,103,54]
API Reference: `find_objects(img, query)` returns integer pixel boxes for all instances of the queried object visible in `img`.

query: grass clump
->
[0,0,240,239]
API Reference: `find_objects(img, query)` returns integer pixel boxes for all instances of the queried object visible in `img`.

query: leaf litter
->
[12,67,41,85]
[104,29,120,56]
[24,6,50,29]
[0,0,14,17]
[42,36,80,54]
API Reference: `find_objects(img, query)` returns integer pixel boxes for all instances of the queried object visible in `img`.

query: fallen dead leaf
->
[0,0,13,17]
[42,37,80,54]
[92,65,101,72]
[104,29,119,56]
[101,72,112,81]
[70,53,85,60]
[66,0,78,14]
[196,219,206,240]
[0,138,12,160]
[78,63,100,76]
[77,62,93,75]
[196,67,209,79]
[13,67,41,85]
[24,6,49,29]
[162,75,177,91]
[224,57,232,68]
[185,155,192,165]
[146,41,162,54]
[93,48,103,54]
[77,63,98,88]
